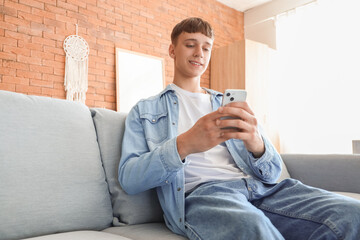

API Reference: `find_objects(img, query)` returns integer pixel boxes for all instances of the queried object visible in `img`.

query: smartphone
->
[220,89,247,128]
[221,89,247,106]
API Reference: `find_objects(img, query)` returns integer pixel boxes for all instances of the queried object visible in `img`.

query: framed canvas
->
[116,48,165,112]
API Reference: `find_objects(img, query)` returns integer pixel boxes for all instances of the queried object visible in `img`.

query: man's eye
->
[186,45,194,48]
[203,48,210,52]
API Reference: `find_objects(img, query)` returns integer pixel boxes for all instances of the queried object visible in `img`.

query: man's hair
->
[171,17,214,45]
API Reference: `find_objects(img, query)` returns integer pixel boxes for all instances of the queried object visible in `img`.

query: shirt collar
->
[161,84,223,97]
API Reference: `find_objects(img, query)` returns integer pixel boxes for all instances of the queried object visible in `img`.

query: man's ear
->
[169,44,175,59]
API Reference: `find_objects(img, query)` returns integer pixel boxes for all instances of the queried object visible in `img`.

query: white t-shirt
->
[171,84,247,193]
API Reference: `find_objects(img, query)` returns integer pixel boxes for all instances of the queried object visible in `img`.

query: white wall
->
[244,0,316,49]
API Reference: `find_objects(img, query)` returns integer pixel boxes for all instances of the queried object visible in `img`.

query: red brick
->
[57,1,78,12]
[2,60,29,70]
[4,1,31,13]
[0,51,17,61]
[42,32,64,41]
[53,82,64,90]
[18,8,43,23]
[97,1,114,11]
[44,45,65,55]
[87,93,104,101]
[17,54,42,65]
[95,88,114,96]
[3,45,31,56]
[5,30,31,41]
[85,99,95,106]
[30,50,54,60]
[96,75,114,83]
[16,84,42,94]
[19,0,44,9]
[54,54,64,63]
[42,73,63,82]
[87,4,105,15]
[17,26,43,37]
[18,41,43,51]
[54,67,64,76]
[105,82,115,90]
[37,0,56,5]
[30,79,54,88]
[0,21,13,33]
[0,67,16,76]
[32,36,56,47]
[40,59,62,69]
[0,82,16,91]
[88,67,105,76]
[105,95,115,102]
[88,80,105,88]
[17,69,41,79]
[43,4,66,16]
[29,64,53,74]
[3,75,30,85]
[67,0,86,9]
[0,5,17,17]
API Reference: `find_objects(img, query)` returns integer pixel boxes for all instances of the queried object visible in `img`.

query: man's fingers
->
[225,101,255,115]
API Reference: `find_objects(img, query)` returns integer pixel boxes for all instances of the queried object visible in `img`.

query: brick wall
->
[0,0,243,110]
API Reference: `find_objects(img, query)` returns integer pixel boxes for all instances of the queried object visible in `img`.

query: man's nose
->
[193,46,204,58]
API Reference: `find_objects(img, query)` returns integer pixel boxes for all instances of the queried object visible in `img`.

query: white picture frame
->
[116,48,165,112]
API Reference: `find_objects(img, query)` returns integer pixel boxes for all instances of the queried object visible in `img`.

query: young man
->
[119,17,360,240]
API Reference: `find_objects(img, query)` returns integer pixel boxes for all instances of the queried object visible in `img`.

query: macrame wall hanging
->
[63,24,89,104]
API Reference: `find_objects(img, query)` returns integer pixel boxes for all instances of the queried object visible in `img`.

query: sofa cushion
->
[333,191,360,201]
[103,223,187,240]
[277,158,291,182]
[91,108,163,225]
[24,231,132,240]
[0,91,113,240]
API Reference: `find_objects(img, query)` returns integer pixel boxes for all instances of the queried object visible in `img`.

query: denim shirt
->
[118,84,282,236]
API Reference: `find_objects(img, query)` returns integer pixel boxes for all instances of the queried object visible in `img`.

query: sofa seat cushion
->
[0,91,113,240]
[333,191,360,201]
[103,223,187,240]
[24,231,132,240]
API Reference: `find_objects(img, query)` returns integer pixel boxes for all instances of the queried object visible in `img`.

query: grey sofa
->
[0,90,359,240]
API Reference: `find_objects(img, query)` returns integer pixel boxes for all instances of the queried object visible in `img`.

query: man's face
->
[169,32,213,79]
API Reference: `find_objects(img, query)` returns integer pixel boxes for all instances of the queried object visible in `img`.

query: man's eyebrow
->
[184,38,213,46]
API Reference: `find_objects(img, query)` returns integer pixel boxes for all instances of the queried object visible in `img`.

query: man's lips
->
[189,60,203,66]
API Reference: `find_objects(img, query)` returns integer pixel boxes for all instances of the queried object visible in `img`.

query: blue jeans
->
[184,178,360,240]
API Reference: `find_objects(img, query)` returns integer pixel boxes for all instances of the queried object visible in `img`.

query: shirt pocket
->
[140,112,169,146]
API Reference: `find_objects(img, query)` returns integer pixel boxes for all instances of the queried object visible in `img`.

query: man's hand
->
[177,110,229,160]
[218,102,265,158]
[176,101,265,160]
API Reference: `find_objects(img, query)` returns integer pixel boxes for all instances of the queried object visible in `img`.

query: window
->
[266,0,360,153]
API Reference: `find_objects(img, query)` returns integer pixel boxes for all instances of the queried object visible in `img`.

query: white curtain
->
[267,0,360,153]
[245,39,280,150]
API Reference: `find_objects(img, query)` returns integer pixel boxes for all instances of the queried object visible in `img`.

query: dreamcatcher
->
[63,24,89,104]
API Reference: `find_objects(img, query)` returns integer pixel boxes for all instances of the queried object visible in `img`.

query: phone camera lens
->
[230,97,234,101]
[226,93,231,97]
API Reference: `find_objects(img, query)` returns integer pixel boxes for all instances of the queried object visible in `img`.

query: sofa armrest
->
[281,154,360,194]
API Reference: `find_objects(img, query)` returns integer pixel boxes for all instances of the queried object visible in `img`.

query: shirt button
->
[152,119,156,122]
[165,180,169,184]
[172,122,175,125]
[174,102,177,104]
[177,187,181,191]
